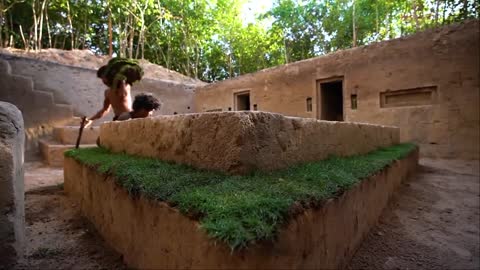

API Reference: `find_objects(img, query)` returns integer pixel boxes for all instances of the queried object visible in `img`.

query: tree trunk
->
[461,0,469,20]
[66,0,74,49]
[8,9,13,47]
[128,14,134,58]
[32,0,38,50]
[62,34,66,49]
[412,0,420,30]
[195,43,200,79]
[0,24,3,48]
[19,25,27,49]
[442,1,447,25]
[38,0,47,50]
[434,0,440,25]
[0,4,3,48]
[108,6,113,57]
[375,1,379,38]
[45,0,52,48]
[352,0,357,47]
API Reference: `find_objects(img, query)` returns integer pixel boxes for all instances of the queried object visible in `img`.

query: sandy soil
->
[15,158,479,269]
[24,162,63,192]
[13,187,125,270]
[348,158,480,269]
[0,48,204,85]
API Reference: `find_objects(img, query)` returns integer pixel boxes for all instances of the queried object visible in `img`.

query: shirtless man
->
[85,79,132,127]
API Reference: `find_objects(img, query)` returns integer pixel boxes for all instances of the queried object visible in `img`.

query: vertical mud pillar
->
[0,101,25,267]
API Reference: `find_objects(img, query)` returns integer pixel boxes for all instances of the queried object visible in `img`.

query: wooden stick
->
[75,116,87,149]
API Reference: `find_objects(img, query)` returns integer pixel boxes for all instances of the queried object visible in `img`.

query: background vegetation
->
[0,0,477,81]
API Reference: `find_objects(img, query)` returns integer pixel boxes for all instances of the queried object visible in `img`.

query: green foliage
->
[2,0,477,81]
[102,57,144,87]
[65,143,417,249]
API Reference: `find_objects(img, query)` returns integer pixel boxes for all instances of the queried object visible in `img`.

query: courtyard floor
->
[14,158,480,269]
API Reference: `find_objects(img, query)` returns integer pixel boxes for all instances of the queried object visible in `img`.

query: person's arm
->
[85,91,111,127]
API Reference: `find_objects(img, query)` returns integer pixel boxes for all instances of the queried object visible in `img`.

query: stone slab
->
[99,112,400,174]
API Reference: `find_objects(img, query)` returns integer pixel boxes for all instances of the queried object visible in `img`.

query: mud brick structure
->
[99,111,400,174]
[195,21,479,159]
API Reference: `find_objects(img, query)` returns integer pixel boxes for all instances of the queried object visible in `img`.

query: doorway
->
[234,91,250,111]
[318,79,344,121]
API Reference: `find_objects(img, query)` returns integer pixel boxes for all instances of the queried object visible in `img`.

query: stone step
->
[39,139,96,167]
[53,126,100,145]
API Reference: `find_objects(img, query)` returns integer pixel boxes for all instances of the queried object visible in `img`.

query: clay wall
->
[194,21,479,159]
[99,111,399,174]
[0,54,196,157]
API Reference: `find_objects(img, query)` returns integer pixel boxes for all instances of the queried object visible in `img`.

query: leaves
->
[2,0,478,81]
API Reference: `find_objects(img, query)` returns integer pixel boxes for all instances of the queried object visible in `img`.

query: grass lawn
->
[65,143,416,249]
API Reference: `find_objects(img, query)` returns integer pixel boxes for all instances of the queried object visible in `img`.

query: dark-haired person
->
[84,68,133,127]
[95,93,161,147]
[116,93,161,120]
[96,65,108,86]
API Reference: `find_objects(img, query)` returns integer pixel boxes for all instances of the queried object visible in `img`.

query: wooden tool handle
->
[75,116,87,149]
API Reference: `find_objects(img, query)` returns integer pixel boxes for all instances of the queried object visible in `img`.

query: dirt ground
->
[349,158,480,269]
[24,162,63,192]
[12,158,480,269]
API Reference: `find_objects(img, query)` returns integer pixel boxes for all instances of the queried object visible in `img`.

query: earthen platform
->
[64,148,418,269]
[99,112,400,174]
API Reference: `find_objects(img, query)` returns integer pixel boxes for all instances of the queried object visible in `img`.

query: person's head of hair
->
[97,65,109,86]
[97,65,107,78]
[132,93,161,118]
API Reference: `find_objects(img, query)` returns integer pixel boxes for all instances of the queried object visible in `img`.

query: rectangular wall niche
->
[306,97,313,112]
[380,86,437,108]
[351,94,357,110]
[206,108,222,112]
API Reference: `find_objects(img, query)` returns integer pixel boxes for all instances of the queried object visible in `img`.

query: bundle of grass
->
[99,57,144,89]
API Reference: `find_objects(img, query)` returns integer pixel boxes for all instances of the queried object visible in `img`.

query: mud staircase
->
[0,57,74,124]
[0,55,100,167]
[39,123,99,167]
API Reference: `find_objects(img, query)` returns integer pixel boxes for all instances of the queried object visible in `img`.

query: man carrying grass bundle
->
[85,57,144,127]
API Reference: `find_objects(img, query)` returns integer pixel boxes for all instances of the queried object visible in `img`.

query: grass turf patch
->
[65,143,416,249]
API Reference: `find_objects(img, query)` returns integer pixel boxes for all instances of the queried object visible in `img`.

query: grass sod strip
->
[65,143,417,249]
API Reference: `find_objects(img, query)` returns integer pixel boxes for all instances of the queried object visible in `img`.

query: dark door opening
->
[319,80,344,121]
[235,92,250,111]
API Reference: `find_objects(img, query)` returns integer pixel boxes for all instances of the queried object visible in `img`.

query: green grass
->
[65,143,416,249]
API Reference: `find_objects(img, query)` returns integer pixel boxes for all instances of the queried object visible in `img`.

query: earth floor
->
[13,158,480,269]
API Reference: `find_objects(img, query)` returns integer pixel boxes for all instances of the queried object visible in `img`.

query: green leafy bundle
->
[102,57,144,88]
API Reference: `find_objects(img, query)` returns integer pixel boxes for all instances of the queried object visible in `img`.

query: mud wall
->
[0,54,196,157]
[0,53,196,119]
[99,111,399,174]
[0,102,25,267]
[64,148,418,269]
[194,21,479,159]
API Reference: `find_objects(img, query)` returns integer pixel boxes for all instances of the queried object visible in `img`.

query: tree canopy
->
[0,0,477,82]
